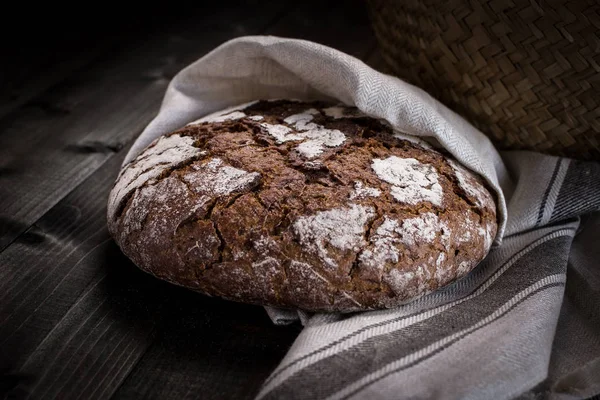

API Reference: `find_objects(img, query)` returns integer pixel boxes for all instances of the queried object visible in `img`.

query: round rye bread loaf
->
[107,100,497,312]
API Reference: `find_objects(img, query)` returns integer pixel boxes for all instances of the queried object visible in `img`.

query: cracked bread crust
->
[107,100,497,312]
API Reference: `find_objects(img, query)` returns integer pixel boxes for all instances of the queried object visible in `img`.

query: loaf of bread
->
[107,100,497,312]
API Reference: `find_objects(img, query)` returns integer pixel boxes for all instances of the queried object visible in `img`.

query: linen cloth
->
[124,36,600,400]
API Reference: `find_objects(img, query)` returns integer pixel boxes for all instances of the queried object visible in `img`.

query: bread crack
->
[211,220,226,265]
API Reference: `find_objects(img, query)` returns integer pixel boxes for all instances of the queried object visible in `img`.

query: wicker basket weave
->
[367,0,600,160]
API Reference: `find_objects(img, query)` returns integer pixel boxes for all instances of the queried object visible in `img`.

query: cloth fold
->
[124,36,600,399]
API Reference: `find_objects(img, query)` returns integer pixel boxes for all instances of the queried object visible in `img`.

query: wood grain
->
[0,155,147,368]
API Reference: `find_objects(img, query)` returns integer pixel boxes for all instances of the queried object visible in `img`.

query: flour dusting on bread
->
[448,159,494,209]
[261,109,346,158]
[372,156,443,206]
[182,158,260,196]
[108,134,203,221]
[293,204,374,268]
[188,101,258,125]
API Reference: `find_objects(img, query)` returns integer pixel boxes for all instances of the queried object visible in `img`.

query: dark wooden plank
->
[0,0,289,252]
[1,15,116,120]
[0,5,233,120]
[0,152,161,399]
[112,290,301,400]
[0,42,110,121]
[0,155,145,367]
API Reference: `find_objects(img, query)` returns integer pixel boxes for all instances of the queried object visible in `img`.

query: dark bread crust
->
[107,100,497,312]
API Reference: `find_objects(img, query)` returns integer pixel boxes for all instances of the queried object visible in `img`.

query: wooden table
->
[0,1,380,398]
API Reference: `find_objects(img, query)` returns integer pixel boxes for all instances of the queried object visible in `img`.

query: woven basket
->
[367,0,600,160]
